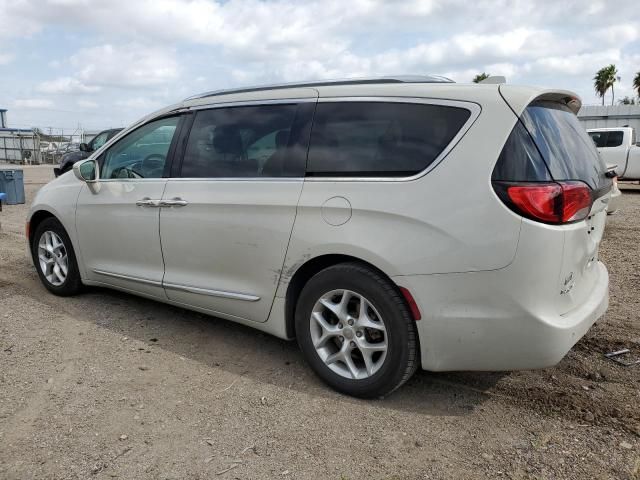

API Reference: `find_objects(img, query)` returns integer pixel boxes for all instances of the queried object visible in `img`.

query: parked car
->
[27,76,612,398]
[53,128,122,177]
[587,127,640,180]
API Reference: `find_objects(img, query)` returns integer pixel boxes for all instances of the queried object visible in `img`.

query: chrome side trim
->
[163,282,261,302]
[92,269,162,286]
[305,96,482,183]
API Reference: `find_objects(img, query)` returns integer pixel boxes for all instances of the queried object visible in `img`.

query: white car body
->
[588,127,640,180]
[27,78,611,389]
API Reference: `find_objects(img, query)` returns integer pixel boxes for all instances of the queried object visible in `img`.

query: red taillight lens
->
[495,181,592,224]
[506,183,562,223]
[560,181,592,222]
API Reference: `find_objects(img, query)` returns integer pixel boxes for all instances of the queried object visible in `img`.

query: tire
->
[295,262,419,398]
[31,217,83,296]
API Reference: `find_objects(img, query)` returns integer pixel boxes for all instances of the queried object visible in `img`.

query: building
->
[0,108,41,164]
[578,105,640,132]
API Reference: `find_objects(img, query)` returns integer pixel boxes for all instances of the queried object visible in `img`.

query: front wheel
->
[31,217,83,296]
[295,263,419,398]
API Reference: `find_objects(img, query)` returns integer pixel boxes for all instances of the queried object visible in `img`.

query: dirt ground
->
[0,165,638,480]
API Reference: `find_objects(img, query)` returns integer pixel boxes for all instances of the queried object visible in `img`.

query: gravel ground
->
[0,166,638,480]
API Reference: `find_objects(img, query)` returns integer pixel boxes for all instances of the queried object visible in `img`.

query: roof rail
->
[184,75,455,101]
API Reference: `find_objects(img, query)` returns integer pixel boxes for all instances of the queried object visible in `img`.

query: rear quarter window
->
[520,101,608,190]
[306,102,471,177]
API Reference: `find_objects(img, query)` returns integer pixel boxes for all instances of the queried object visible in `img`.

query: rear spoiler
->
[499,85,582,116]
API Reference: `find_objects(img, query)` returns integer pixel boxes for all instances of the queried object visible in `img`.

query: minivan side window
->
[306,102,471,177]
[101,117,179,179]
[180,104,305,178]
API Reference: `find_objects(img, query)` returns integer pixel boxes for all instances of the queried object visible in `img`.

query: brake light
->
[494,181,592,224]
[560,182,592,222]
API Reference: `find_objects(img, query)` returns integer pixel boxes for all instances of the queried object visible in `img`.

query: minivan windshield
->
[520,101,608,190]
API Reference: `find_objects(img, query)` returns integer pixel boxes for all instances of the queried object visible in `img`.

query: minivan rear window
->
[520,101,608,190]
[306,102,471,177]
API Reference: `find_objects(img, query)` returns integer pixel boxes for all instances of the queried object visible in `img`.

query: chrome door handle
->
[160,197,189,207]
[136,197,162,207]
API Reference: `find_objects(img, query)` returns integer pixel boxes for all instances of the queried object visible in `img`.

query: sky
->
[0,0,639,133]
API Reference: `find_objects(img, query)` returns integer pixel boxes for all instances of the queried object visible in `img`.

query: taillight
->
[493,181,592,224]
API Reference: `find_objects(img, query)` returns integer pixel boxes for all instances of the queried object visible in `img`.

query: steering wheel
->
[142,154,165,176]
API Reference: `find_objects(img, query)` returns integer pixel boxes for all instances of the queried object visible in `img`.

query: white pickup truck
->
[587,127,640,180]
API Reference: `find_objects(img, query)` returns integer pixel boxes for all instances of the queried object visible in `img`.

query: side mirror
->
[73,159,99,183]
[79,142,91,152]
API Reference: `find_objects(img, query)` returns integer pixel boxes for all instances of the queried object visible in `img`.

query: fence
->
[0,129,42,165]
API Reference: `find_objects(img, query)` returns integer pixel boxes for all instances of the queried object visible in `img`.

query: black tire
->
[31,217,83,296]
[295,262,419,398]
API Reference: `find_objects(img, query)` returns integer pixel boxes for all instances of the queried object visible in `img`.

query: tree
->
[594,65,618,105]
[472,73,490,83]
[634,71,640,99]
[618,96,636,105]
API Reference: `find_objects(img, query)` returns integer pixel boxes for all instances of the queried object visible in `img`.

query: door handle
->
[160,197,189,207]
[136,197,162,207]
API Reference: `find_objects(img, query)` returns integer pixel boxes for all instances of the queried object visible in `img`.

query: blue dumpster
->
[0,169,25,205]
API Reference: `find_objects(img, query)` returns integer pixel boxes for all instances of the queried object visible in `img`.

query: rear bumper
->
[394,261,609,371]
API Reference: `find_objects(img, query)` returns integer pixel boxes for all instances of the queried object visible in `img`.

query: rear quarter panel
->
[278,86,523,294]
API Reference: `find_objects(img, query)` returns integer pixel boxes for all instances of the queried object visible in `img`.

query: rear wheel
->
[295,262,418,398]
[31,217,83,296]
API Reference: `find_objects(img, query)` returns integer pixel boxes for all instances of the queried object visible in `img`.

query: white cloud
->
[115,97,162,109]
[13,98,54,109]
[70,44,179,89]
[530,50,622,76]
[0,52,13,65]
[38,77,101,94]
[2,0,640,127]
[77,99,99,109]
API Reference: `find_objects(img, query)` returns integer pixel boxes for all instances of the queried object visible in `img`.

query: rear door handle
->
[160,197,189,207]
[136,197,162,207]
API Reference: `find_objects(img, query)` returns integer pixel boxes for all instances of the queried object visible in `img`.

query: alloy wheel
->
[37,230,68,286]
[310,289,388,380]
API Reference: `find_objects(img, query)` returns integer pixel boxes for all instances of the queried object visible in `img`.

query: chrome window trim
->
[92,269,162,286]
[305,96,481,183]
[189,97,317,111]
[103,96,480,183]
[94,178,169,183]
[166,177,303,183]
[163,282,261,302]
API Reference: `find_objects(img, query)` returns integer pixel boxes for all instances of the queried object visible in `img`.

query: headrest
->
[213,126,243,154]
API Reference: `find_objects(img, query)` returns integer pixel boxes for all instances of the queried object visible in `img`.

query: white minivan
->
[27,77,611,397]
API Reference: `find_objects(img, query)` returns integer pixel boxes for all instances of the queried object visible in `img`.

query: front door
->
[75,115,181,298]
[159,101,315,322]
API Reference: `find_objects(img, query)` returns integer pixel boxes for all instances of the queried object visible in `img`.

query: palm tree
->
[594,65,619,105]
[618,96,636,105]
[472,73,490,83]
[593,69,608,105]
[634,71,640,100]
